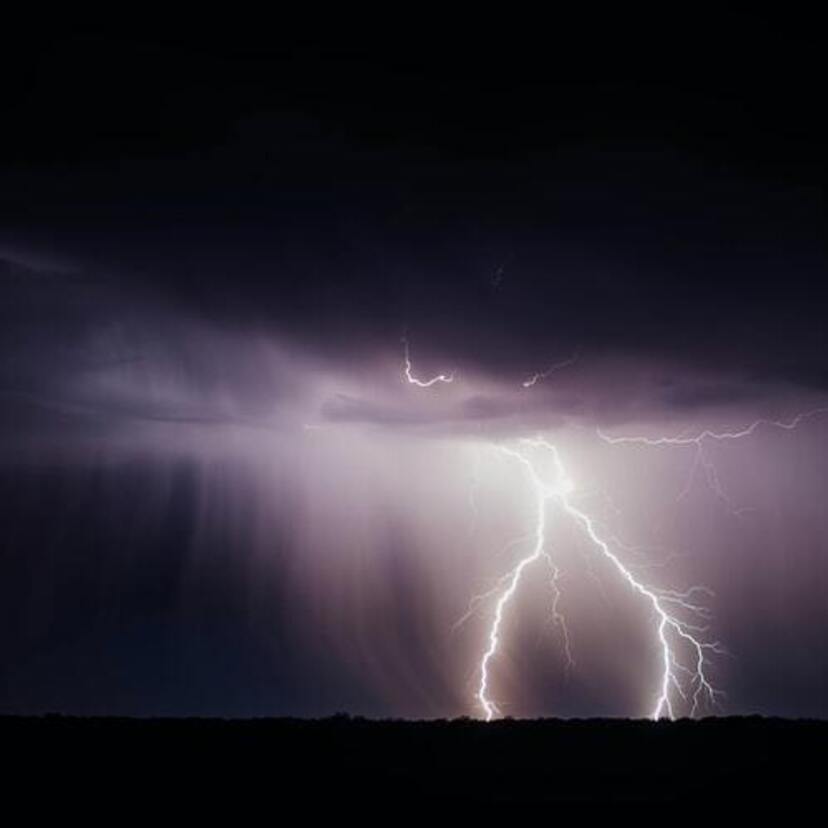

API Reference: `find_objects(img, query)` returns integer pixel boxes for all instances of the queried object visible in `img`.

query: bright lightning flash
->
[476,438,724,721]
[402,338,454,387]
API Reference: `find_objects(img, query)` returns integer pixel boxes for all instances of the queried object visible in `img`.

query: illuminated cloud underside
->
[404,341,826,719]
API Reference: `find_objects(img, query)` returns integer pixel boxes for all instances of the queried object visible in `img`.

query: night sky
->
[1,15,826,718]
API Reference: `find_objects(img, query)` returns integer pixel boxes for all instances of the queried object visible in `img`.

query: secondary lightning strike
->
[477,438,723,720]
[597,408,828,511]
[597,408,828,447]
[521,351,580,388]
[402,338,454,387]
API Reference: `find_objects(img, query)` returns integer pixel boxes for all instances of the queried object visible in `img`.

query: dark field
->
[3,715,825,805]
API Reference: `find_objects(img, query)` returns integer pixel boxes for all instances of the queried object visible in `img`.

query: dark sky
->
[1,15,826,718]
[3,16,824,372]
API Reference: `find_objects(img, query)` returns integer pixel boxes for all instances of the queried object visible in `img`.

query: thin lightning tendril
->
[402,338,454,387]
[522,351,580,388]
[597,408,828,513]
[597,409,828,447]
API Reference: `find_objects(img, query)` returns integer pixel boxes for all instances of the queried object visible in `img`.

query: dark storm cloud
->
[320,390,573,432]
[0,258,319,452]
[1,23,824,397]
[0,249,820,447]
[321,394,429,426]
[655,380,765,412]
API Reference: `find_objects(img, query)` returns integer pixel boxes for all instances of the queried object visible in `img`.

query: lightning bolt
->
[390,344,826,719]
[521,351,580,388]
[402,337,455,387]
[475,446,573,720]
[597,408,828,512]
[476,438,724,721]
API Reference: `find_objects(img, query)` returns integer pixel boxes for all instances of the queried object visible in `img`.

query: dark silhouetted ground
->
[2,715,825,807]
